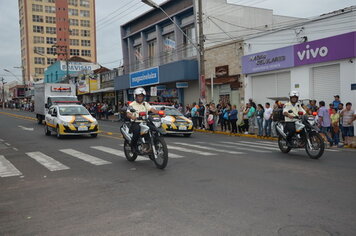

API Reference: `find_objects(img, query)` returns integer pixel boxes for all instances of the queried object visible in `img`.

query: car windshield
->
[163,108,182,116]
[58,106,89,116]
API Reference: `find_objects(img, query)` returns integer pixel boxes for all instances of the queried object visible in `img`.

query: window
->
[34,0,42,2]
[70,49,80,56]
[34,57,45,65]
[34,47,45,54]
[81,29,90,37]
[69,19,78,26]
[47,47,56,55]
[47,58,56,65]
[32,15,43,22]
[70,39,79,46]
[33,25,44,33]
[45,0,56,3]
[34,36,44,44]
[46,27,56,34]
[163,33,175,63]
[68,9,78,16]
[45,6,56,13]
[68,0,77,6]
[81,40,90,46]
[70,29,79,36]
[148,40,156,67]
[80,0,89,7]
[32,4,43,12]
[183,26,196,58]
[134,45,142,70]
[80,20,90,27]
[35,68,44,75]
[45,16,56,24]
[81,50,91,56]
[46,37,56,44]
[80,10,89,17]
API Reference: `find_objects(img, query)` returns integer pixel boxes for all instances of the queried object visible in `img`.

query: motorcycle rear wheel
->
[124,140,137,162]
[150,136,168,169]
[278,135,291,153]
[305,132,324,159]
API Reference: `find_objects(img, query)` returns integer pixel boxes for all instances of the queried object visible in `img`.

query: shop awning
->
[90,87,115,93]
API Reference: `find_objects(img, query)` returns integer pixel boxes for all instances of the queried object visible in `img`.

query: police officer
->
[126,87,158,153]
[283,91,306,146]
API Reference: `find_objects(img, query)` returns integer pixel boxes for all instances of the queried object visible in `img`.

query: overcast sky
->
[0,0,355,82]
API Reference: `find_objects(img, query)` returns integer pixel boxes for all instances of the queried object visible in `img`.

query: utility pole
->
[1,77,6,109]
[197,0,206,102]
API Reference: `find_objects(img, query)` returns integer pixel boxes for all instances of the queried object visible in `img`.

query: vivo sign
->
[242,31,356,74]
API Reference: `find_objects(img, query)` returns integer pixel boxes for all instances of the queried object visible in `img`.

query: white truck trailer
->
[34,83,78,124]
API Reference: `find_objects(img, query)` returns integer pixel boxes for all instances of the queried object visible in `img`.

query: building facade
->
[18,0,97,83]
[242,7,356,107]
[115,0,199,105]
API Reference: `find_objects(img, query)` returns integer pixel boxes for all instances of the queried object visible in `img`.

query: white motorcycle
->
[120,108,168,169]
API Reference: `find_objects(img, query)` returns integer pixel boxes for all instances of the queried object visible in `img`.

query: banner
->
[130,67,159,88]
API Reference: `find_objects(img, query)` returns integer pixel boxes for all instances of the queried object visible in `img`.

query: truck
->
[34,83,78,124]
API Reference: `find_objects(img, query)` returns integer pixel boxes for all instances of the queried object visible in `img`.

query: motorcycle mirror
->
[288,110,293,113]
[130,108,136,113]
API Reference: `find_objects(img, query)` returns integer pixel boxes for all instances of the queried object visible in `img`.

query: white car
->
[44,104,99,138]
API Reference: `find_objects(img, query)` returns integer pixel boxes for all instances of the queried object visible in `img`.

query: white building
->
[242,6,356,107]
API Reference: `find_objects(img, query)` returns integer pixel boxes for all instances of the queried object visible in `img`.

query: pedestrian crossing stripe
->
[167,145,215,156]
[60,149,112,165]
[26,152,70,171]
[196,142,272,153]
[220,141,280,151]
[0,155,22,177]
[173,142,246,155]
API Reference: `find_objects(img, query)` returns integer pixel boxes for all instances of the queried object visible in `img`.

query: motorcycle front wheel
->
[124,140,137,162]
[305,132,325,159]
[278,135,291,153]
[150,136,168,169]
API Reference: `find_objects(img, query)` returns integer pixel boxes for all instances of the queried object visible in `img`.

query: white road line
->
[26,152,69,171]
[0,155,22,177]
[91,146,183,161]
[196,142,271,153]
[4,143,11,146]
[12,148,19,151]
[173,142,246,155]
[220,141,280,151]
[167,145,215,156]
[239,141,278,148]
[0,138,4,142]
[60,149,111,165]
[258,141,278,145]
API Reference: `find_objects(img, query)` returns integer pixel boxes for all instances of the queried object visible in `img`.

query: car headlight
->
[92,120,98,125]
[62,121,70,126]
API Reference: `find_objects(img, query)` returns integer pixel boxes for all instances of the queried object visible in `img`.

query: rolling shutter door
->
[312,64,340,104]
[251,72,291,104]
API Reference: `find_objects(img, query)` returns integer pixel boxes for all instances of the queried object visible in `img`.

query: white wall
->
[184,80,199,105]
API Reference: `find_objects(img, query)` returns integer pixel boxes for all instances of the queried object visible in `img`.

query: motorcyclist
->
[126,87,158,153]
[283,91,306,146]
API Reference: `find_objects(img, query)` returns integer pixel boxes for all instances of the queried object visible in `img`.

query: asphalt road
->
[1,109,356,236]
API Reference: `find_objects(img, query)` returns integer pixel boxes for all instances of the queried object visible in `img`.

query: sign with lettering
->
[129,67,159,88]
[60,61,100,72]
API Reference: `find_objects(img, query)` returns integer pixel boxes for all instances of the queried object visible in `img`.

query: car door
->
[46,107,54,128]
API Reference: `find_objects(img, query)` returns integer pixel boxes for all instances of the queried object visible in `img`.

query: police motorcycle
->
[275,110,325,159]
[120,107,168,169]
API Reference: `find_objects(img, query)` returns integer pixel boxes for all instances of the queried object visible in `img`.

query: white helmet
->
[289,91,300,98]
[134,87,146,98]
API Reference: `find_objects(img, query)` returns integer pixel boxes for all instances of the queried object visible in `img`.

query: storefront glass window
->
[163,33,175,64]
[183,25,196,58]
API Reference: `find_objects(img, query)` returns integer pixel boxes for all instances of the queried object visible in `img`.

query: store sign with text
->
[60,61,100,72]
[130,67,159,88]
[242,31,356,74]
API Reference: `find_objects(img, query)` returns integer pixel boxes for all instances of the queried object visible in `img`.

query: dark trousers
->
[198,117,203,128]
[221,119,230,131]
[230,119,237,133]
[242,119,249,132]
[130,122,141,147]
[284,122,296,143]
[192,117,198,129]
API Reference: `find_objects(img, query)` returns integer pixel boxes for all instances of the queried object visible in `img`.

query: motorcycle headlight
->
[153,121,161,128]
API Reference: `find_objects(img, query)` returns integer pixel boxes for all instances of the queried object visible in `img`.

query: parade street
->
[1,110,356,236]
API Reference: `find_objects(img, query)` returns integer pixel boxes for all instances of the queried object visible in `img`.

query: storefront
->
[243,31,356,105]
[114,59,199,105]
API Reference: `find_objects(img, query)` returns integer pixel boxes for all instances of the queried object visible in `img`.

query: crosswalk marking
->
[220,141,280,151]
[167,145,215,156]
[173,142,246,155]
[196,142,272,153]
[0,155,22,177]
[239,141,278,148]
[60,149,111,165]
[26,152,69,171]
[91,146,183,161]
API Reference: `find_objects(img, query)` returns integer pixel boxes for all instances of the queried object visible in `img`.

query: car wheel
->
[44,123,51,136]
[56,126,62,139]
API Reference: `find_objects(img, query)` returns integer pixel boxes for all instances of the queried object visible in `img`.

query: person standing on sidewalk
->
[198,102,205,129]
[229,105,238,133]
[333,95,341,108]
[256,104,264,136]
[341,102,355,147]
[330,108,341,147]
[247,103,256,134]
[318,101,334,147]
[221,104,231,132]
[242,104,250,134]
[191,102,198,129]
[264,102,273,137]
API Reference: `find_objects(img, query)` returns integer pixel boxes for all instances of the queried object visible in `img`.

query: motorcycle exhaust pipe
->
[275,124,287,139]
[120,126,132,143]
